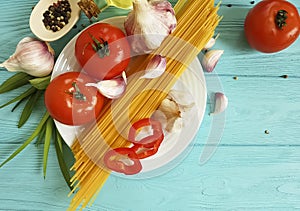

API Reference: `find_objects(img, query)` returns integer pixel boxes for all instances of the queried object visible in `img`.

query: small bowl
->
[30,0,81,42]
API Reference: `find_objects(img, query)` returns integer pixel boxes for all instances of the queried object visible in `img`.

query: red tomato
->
[75,23,131,80]
[244,0,300,53]
[44,72,105,125]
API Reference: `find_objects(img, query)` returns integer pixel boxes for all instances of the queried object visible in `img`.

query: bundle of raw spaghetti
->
[68,0,221,210]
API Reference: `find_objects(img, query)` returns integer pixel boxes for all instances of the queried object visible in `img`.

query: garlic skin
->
[210,92,228,115]
[124,0,177,54]
[152,98,180,133]
[140,55,166,79]
[202,50,224,72]
[0,37,55,77]
[152,90,195,133]
[151,110,168,129]
[86,72,127,99]
[166,116,183,133]
[168,90,195,109]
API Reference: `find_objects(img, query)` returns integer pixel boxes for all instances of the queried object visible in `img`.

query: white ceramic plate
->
[52,16,207,175]
[30,0,81,42]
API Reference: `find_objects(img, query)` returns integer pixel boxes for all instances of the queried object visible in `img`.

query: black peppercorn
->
[42,0,72,32]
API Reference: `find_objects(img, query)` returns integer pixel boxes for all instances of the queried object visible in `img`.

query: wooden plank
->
[1,144,300,210]
[1,73,300,145]
[201,75,300,146]
[75,145,300,210]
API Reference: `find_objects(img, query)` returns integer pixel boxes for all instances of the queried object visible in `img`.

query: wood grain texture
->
[1,0,300,210]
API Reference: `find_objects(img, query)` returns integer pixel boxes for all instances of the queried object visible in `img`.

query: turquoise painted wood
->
[1,0,300,210]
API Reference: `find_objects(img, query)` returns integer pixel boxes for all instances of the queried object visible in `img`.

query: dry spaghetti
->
[68,0,221,210]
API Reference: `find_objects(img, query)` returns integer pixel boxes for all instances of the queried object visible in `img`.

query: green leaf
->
[0,72,34,94]
[54,129,73,190]
[35,123,47,147]
[0,112,50,168]
[0,86,36,109]
[11,96,29,112]
[43,117,53,179]
[18,90,43,128]
[29,75,51,90]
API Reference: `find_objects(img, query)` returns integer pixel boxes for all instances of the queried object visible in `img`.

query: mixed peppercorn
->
[42,0,72,32]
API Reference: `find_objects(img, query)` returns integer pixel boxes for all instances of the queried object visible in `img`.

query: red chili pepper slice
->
[103,147,142,175]
[128,118,164,146]
[130,133,164,159]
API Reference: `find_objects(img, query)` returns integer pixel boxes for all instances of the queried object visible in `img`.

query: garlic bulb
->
[86,72,127,99]
[0,37,55,77]
[124,0,177,54]
[140,55,166,79]
[210,92,228,115]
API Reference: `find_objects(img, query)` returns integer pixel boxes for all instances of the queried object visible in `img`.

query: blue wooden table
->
[1,0,300,210]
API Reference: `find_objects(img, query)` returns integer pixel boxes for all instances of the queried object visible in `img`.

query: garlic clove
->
[203,34,219,50]
[140,55,166,79]
[203,38,216,50]
[0,37,55,77]
[202,50,224,72]
[158,98,180,119]
[86,75,127,99]
[210,92,228,115]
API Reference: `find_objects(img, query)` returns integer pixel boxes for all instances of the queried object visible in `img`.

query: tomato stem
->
[88,33,110,58]
[275,10,288,30]
[65,82,87,101]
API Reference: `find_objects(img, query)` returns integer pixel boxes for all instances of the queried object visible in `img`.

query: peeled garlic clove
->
[203,38,216,50]
[140,55,166,79]
[86,76,127,99]
[202,50,224,72]
[0,37,55,77]
[124,0,177,53]
[210,92,228,115]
